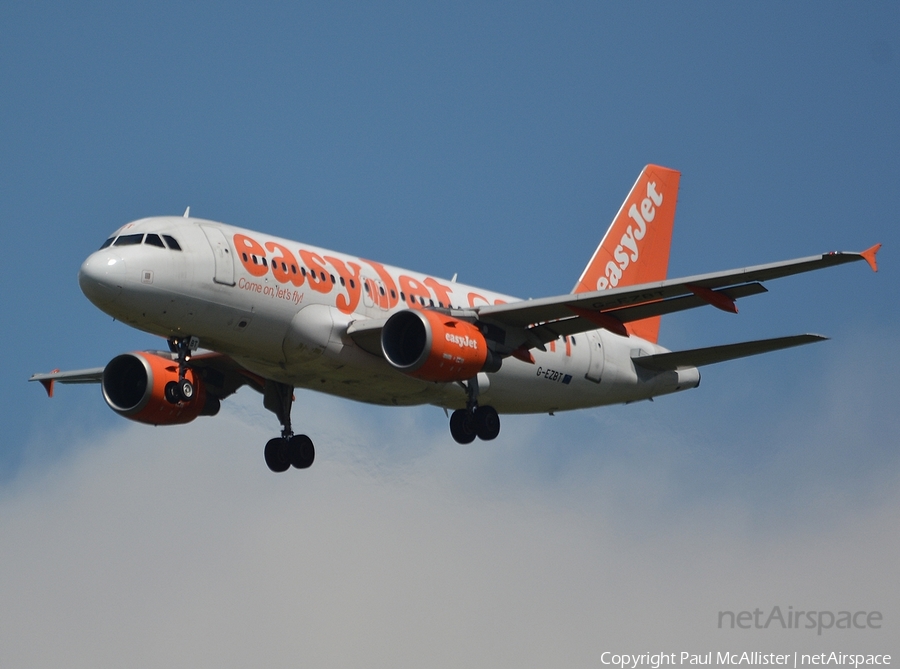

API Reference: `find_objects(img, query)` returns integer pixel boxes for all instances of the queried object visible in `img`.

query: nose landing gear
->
[165,336,199,403]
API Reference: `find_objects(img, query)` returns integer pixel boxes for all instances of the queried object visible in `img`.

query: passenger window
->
[114,234,144,246]
[100,237,115,249]
[162,235,182,251]
[145,234,165,248]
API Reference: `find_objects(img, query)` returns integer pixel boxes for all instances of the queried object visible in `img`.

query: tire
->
[264,438,291,473]
[179,379,194,401]
[289,434,315,469]
[475,405,500,441]
[449,409,477,444]
[164,381,181,404]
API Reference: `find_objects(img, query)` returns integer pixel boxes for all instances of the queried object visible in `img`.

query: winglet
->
[860,243,881,272]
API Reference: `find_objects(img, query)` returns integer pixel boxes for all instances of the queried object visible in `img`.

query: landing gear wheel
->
[179,379,194,401]
[165,381,180,404]
[262,381,317,472]
[264,438,291,473]
[450,409,478,444]
[288,434,315,469]
[475,405,500,441]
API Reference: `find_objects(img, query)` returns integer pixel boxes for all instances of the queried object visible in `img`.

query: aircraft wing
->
[476,246,880,346]
[30,368,105,396]
[30,351,263,399]
[630,334,828,371]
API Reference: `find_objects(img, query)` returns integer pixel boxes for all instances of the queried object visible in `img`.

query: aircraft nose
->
[79,252,126,306]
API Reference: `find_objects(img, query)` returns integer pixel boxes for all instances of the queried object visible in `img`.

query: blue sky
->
[2,2,898,663]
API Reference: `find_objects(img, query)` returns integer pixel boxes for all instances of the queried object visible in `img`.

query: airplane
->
[31,165,880,473]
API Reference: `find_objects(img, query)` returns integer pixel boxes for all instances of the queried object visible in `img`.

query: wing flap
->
[631,334,828,371]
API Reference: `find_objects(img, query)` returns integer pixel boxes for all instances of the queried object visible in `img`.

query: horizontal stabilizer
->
[631,334,828,371]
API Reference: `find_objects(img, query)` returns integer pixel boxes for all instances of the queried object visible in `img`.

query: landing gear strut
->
[449,376,501,444]
[262,381,315,473]
[165,336,199,403]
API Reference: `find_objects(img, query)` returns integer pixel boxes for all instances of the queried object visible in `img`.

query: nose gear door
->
[200,225,236,286]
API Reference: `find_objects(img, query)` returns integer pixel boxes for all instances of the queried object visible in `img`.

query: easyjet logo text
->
[232,232,506,314]
[445,333,479,350]
[597,180,663,290]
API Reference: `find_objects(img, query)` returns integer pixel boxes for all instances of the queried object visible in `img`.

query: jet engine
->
[101,352,217,425]
[381,310,501,382]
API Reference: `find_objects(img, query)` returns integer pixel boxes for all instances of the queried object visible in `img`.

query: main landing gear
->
[165,336,199,403]
[449,376,501,444]
[262,381,315,473]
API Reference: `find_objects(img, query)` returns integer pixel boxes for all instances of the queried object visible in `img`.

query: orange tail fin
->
[573,165,681,343]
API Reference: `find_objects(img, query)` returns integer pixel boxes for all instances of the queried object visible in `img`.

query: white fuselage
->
[78,216,699,414]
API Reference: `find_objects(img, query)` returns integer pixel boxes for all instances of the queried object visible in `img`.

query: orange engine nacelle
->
[101,352,215,426]
[381,310,500,382]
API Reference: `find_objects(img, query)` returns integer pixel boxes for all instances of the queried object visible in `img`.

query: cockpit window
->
[162,235,182,251]
[99,237,115,249]
[145,234,165,248]
[113,234,144,246]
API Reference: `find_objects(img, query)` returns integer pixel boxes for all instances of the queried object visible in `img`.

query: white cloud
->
[2,343,899,667]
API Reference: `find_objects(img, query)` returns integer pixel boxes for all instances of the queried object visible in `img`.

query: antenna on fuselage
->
[183,206,191,218]
[451,273,458,283]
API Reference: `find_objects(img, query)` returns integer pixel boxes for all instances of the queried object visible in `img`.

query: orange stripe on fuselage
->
[231,231,508,316]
